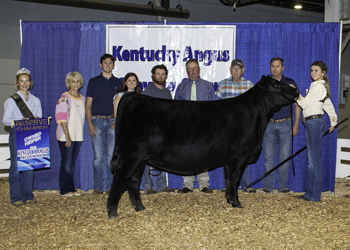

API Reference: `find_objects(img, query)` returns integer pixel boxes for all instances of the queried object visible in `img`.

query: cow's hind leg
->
[127,163,146,212]
[107,173,130,219]
[107,158,140,219]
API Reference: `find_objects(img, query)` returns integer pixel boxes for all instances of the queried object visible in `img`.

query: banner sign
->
[106,25,236,95]
[15,118,51,171]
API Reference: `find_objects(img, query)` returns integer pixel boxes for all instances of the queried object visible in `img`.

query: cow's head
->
[258,75,299,104]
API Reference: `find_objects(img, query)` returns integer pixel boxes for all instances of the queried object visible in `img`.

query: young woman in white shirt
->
[2,68,42,206]
[296,61,337,202]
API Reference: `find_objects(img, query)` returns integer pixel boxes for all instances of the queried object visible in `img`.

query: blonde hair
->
[311,61,331,99]
[65,72,84,89]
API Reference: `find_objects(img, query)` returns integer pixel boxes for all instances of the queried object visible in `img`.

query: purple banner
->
[15,118,51,171]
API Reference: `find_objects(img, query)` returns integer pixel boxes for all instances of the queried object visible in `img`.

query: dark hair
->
[185,58,199,68]
[311,61,331,98]
[270,57,284,67]
[100,53,115,64]
[151,64,168,75]
[120,72,141,93]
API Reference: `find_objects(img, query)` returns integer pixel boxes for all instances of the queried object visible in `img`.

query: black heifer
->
[107,75,299,219]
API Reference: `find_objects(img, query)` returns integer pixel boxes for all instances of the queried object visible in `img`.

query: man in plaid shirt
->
[216,59,256,193]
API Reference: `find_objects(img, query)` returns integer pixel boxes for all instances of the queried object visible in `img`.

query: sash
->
[11,93,35,119]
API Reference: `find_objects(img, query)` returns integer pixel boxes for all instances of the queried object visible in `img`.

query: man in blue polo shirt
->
[85,54,122,195]
[259,57,301,194]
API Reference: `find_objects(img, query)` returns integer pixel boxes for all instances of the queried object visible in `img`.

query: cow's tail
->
[110,146,119,175]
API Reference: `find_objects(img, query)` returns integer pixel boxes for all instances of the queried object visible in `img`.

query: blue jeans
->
[143,164,167,191]
[58,140,82,195]
[91,116,115,191]
[9,127,34,203]
[304,117,326,201]
[262,119,292,192]
[240,166,251,190]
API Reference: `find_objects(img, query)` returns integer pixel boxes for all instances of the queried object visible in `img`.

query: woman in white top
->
[296,61,337,202]
[2,68,42,206]
[113,72,141,118]
[55,72,85,197]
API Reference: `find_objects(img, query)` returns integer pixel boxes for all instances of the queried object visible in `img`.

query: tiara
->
[16,68,30,76]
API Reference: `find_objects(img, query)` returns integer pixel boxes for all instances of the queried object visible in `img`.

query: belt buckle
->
[302,117,305,125]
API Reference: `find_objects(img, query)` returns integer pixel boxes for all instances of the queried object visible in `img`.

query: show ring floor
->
[1,177,350,249]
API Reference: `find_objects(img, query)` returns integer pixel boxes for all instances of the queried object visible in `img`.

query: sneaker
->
[177,187,193,193]
[62,192,75,197]
[144,188,157,195]
[25,199,35,204]
[258,188,271,193]
[93,190,103,195]
[243,188,256,193]
[200,187,213,193]
[73,191,82,196]
[160,187,175,193]
[13,201,24,206]
[281,189,292,193]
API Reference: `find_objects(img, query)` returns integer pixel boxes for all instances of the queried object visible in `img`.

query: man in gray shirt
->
[142,64,175,194]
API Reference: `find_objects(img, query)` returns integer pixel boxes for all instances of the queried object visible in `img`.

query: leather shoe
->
[243,188,256,193]
[93,190,103,195]
[13,201,24,206]
[296,195,309,201]
[201,187,213,193]
[144,188,157,195]
[177,187,193,193]
[160,187,175,193]
[281,189,291,193]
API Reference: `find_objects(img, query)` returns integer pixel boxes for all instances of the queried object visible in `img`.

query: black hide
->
[107,75,299,219]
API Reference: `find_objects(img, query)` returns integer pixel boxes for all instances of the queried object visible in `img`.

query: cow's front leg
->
[225,162,245,208]
[127,163,145,212]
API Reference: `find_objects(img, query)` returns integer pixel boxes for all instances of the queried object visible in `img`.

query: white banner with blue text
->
[106,25,236,94]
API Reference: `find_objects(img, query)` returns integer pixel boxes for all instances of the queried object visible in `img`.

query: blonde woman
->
[55,72,85,197]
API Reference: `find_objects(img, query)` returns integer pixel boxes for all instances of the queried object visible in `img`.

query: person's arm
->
[292,103,301,136]
[207,81,216,101]
[85,96,96,137]
[2,99,15,126]
[114,95,121,118]
[60,122,72,147]
[34,97,42,118]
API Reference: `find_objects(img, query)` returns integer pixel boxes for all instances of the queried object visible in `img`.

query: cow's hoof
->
[134,205,145,212]
[108,210,119,219]
[232,203,243,208]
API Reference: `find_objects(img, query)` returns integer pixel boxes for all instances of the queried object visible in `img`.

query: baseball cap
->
[231,59,244,68]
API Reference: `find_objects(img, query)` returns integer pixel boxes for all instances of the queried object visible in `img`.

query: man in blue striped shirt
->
[216,59,256,193]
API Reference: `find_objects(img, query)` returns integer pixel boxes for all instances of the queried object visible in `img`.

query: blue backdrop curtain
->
[20,22,340,192]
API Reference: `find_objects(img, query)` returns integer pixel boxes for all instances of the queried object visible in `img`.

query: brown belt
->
[270,117,291,123]
[304,114,323,122]
[92,115,115,120]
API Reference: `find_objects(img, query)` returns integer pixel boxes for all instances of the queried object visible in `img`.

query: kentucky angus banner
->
[106,25,236,94]
[15,118,51,171]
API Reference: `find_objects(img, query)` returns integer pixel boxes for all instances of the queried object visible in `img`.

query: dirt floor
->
[1,177,350,249]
